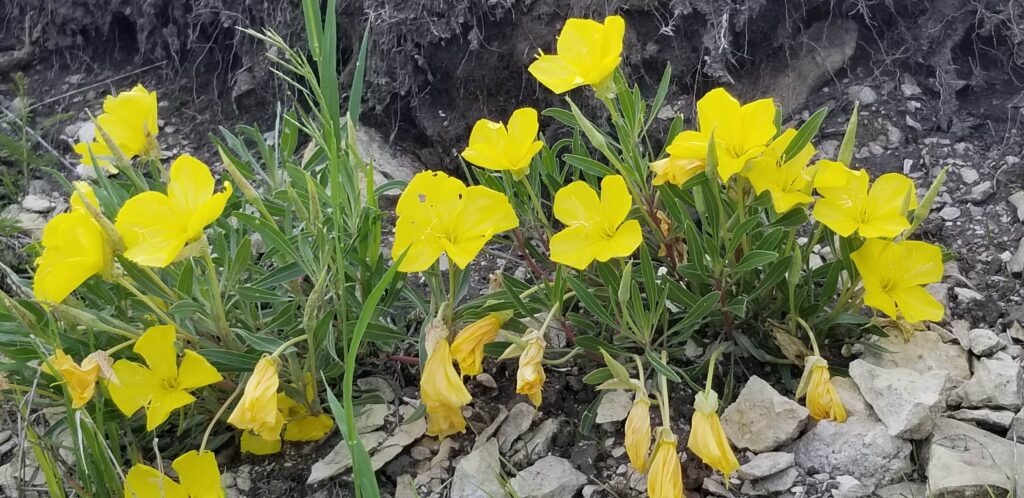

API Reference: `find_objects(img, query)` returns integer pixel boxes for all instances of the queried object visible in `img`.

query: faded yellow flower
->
[43,350,102,408]
[647,429,684,498]
[624,391,651,472]
[227,356,281,439]
[687,390,739,479]
[421,339,472,439]
[797,356,847,422]
[516,331,546,407]
[450,311,510,377]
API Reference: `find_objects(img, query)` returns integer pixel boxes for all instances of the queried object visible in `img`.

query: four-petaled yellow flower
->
[34,182,113,303]
[796,356,847,422]
[124,449,223,498]
[743,129,817,214]
[624,390,651,472]
[516,331,546,407]
[811,159,856,190]
[451,311,510,377]
[461,108,544,179]
[647,428,684,498]
[108,325,222,431]
[812,170,917,238]
[421,339,473,439]
[115,155,233,267]
[74,84,159,173]
[650,155,703,187]
[228,356,281,439]
[666,88,778,182]
[392,171,519,272]
[687,390,740,479]
[851,238,944,323]
[43,349,103,408]
[549,175,642,269]
[528,16,625,96]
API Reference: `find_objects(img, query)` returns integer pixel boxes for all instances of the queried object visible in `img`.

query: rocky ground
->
[4,6,1024,498]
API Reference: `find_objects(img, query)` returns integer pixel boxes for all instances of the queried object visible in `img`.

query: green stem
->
[704,347,721,396]
[521,179,552,236]
[658,351,671,422]
[543,347,582,365]
[201,247,230,343]
[200,379,245,453]
[140,266,177,300]
[115,275,179,330]
[446,264,461,326]
[105,339,137,355]
[794,316,820,357]
[271,334,309,358]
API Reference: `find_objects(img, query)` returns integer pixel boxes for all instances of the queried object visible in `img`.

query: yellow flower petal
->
[283,413,334,442]
[133,325,178,382]
[528,16,624,94]
[550,175,640,269]
[33,211,110,303]
[115,191,188,267]
[688,409,740,479]
[516,335,546,407]
[549,224,600,270]
[451,313,506,377]
[421,339,472,439]
[461,108,542,175]
[145,387,196,431]
[107,359,160,417]
[650,156,703,186]
[177,350,223,390]
[172,450,224,498]
[553,181,602,226]
[804,361,847,422]
[124,464,187,498]
[44,350,101,409]
[647,431,683,498]
[73,140,118,173]
[241,430,282,455]
[851,239,944,323]
[227,357,281,439]
[624,394,651,472]
[593,219,642,263]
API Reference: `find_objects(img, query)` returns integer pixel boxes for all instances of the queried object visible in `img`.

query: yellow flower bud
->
[688,391,739,480]
[228,356,281,439]
[624,392,651,471]
[516,333,546,407]
[450,312,509,377]
[647,429,684,498]
[421,339,472,439]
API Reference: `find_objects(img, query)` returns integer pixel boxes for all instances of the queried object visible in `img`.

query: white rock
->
[511,418,561,465]
[472,405,508,451]
[833,475,874,498]
[721,376,809,453]
[925,283,950,314]
[450,439,504,498]
[954,287,984,303]
[968,328,1005,356]
[307,431,388,484]
[595,390,632,424]
[740,467,799,495]
[703,477,735,498]
[354,126,419,187]
[900,78,922,97]
[831,377,873,419]
[847,86,877,105]
[498,403,536,453]
[849,360,948,439]
[965,180,994,203]
[355,403,393,433]
[875,482,928,498]
[20,195,54,213]
[938,206,961,220]
[948,408,1015,430]
[395,474,418,498]
[862,330,970,385]
[959,167,980,184]
[475,373,497,389]
[737,452,795,480]
[1010,238,1024,275]
[788,416,912,486]
[356,376,396,402]
[1010,321,1024,343]
[509,456,587,498]
[926,418,1024,496]
[1007,191,1024,221]
[962,358,1023,410]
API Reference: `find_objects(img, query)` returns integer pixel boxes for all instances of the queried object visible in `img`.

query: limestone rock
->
[849,360,948,439]
[594,390,632,424]
[962,358,1023,410]
[509,456,587,498]
[498,402,536,453]
[948,408,1014,431]
[722,376,809,452]
[833,475,874,498]
[450,439,504,498]
[862,330,970,385]
[830,377,873,419]
[740,467,799,496]
[788,416,912,486]
[968,328,1005,356]
[925,418,1024,496]
[737,452,795,481]
[875,482,928,498]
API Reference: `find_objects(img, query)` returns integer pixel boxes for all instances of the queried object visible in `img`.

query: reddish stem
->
[387,354,420,365]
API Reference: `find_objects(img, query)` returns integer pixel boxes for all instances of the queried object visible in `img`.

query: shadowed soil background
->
[5,0,1024,496]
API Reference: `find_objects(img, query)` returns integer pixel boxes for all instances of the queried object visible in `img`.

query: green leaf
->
[601,349,631,383]
[236,286,292,303]
[646,64,673,131]
[578,392,603,436]
[574,336,625,355]
[679,291,720,329]
[197,349,260,372]
[253,262,307,289]
[645,350,681,383]
[781,107,828,162]
[563,154,615,177]
[234,330,285,353]
[566,275,617,328]
[583,368,614,385]
[838,101,859,165]
[771,208,809,228]
[542,108,578,128]
[347,23,371,126]
[732,250,778,273]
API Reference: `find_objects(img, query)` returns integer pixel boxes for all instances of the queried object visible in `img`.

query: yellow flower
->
[624,391,651,472]
[666,88,778,182]
[115,155,233,267]
[42,350,101,408]
[450,312,510,377]
[743,129,817,214]
[549,175,642,269]
[650,156,703,187]
[33,183,113,303]
[528,16,625,95]
[461,108,544,179]
[811,160,856,190]
[797,356,847,422]
[124,449,223,498]
[812,170,917,238]
[108,325,222,431]
[421,339,473,439]
[392,171,519,272]
[516,331,546,407]
[74,84,159,173]
[647,429,684,498]
[687,390,739,479]
[228,356,281,439]
[851,238,944,323]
